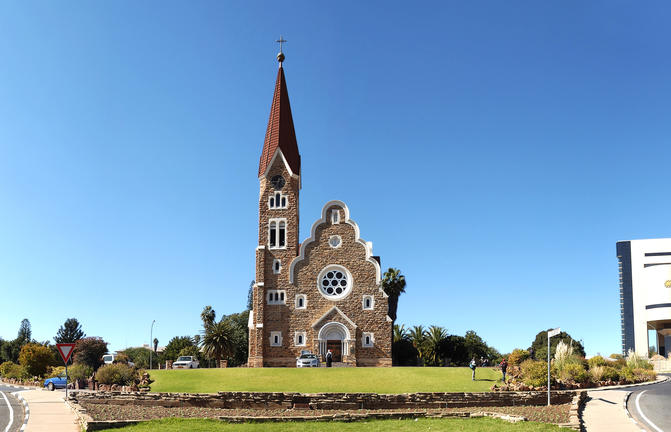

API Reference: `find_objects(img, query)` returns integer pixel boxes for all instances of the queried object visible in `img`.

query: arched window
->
[295,294,307,309]
[268,192,288,209]
[269,221,277,247]
[268,219,287,249]
[278,221,286,247]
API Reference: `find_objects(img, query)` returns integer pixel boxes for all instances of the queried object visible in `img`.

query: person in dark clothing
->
[326,350,333,367]
[500,358,508,383]
[469,357,477,380]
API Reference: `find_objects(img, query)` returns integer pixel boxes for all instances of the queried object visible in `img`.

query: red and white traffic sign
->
[56,343,76,364]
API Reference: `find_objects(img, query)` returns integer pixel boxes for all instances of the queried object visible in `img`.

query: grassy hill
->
[149,367,501,394]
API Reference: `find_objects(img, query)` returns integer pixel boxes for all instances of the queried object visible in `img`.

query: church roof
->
[258,64,301,177]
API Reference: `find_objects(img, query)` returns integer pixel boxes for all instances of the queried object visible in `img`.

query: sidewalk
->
[19,389,79,432]
[582,389,640,432]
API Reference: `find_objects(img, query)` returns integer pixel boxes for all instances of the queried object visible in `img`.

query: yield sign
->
[56,343,76,364]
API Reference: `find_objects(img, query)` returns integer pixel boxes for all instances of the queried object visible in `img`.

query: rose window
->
[318,266,352,299]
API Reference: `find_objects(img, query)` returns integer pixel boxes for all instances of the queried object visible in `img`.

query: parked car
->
[44,373,67,391]
[172,356,199,369]
[296,351,320,367]
[102,354,135,367]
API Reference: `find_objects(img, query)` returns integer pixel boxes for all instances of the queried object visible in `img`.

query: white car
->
[296,352,320,367]
[173,356,199,369]
[103,354,135,367]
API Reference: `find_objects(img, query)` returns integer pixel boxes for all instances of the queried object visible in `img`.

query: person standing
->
[500,358,508,383]
[326,350,333,367]
[469,357,477,380]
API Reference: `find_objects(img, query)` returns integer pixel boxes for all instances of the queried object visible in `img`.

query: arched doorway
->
[317,322,350,362]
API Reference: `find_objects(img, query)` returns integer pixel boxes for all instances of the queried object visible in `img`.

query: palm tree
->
[382,268,406,323]
[425,325,447,366]
[408,325,427,365]
[393,324,409,343]
[200,320,234,368]
[200,306,216,330]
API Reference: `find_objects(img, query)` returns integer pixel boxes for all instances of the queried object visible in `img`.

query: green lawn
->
[103,418,564,431]
[149,367,502,393]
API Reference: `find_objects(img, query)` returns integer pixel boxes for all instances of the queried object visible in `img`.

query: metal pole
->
[150,320,155,370]
[65,364,68,401]
[547,333,551,406]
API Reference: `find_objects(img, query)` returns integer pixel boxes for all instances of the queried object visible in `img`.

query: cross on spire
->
[276,36,287,53]
[276,36,287,64]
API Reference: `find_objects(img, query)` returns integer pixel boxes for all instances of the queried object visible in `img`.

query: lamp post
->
[150,320,156,370]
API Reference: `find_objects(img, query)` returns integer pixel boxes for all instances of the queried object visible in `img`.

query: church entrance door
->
[327,341,342,362]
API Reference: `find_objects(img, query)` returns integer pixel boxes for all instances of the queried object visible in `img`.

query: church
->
[247,50,392,367]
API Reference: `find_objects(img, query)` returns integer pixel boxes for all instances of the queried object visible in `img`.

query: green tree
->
[220,310,249,367]
[529,330,585,360]
[162,336,196,362]
[72,337,108,371]
[393,324,408,343]
[178,346,200,358]
[201,320,235,367]
[120,347,152,369]
[392,324,417,366]
[442,335,469,366]
[408,325,427,365]
[17,319,31,345]
[424,326,448,366]
[18,343,55,377]
[247,281,254,311]
[54,318,86,344]
[464,330,489,360]
[382,268,406,322]
[201,306,216,330]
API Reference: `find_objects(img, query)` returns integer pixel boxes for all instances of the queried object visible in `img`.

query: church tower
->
[248,48,301,368]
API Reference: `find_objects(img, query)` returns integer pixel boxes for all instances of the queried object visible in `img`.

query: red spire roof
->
[259,64,301,177]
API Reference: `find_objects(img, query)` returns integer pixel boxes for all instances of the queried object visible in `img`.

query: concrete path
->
[582,389,641,432]
[19,389,79,432]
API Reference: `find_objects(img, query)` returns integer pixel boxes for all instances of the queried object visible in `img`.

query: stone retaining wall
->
[69,390,577,410]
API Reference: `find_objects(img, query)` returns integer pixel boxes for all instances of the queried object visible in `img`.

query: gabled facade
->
[247,54,391,367]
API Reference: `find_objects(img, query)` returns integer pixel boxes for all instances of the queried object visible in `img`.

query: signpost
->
[56,343,75,400]
[547,328,560,406]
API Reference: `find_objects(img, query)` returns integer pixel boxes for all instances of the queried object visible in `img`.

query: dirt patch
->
[80,402,571,424]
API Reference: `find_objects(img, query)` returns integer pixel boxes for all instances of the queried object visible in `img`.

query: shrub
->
[601,366,620,382]
[508,349,530,366]
[68,363,93,382]
[588,355,608,369]
[589,365,604,382]
[3,363,29,380]
[96,363,137,386]
[18,343,55,377]
[112,353,131,365]
[0,361,16,377]
[520,360,549,388]
[632,368,656,383]
[557,362,589,383]
[47,366,65,378]
[626,350,653,370]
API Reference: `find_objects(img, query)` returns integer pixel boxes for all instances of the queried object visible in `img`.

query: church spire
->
[258,42,301,178]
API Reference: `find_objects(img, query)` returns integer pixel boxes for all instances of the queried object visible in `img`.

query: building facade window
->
[267,290,286,305]
[273,259,281,274]
[331,209,340,224]
[270,331,282,347]
[295,294,307,309]
[268,192,288,209]
[329,235,342,248]
[317,265,353,300]
[268,218,286,249]
[363,295,374,310]
[294,331,306,347]
[362,332,374,348]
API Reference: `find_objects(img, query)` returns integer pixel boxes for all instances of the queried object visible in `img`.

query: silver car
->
[296,352,320,367]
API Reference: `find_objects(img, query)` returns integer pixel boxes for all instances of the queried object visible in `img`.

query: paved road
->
[0,385,27,432]
[627,374,671,432]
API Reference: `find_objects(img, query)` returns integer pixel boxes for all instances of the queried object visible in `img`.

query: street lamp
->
[150,320,156,370]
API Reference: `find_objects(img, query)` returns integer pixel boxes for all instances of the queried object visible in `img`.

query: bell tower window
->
[269,218,287,249]
[269,192,288,209]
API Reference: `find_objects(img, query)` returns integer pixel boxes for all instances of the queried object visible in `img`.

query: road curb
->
[623,391,647,432]
[12,391,30,432]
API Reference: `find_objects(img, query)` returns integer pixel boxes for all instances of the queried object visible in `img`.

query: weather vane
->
[276,36,287,63]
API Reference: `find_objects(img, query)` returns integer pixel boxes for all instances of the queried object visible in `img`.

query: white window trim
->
[362,295,374,310]
[328,235,342,249]
[267,290,286,305]
[268,191,289,209]
[268,218,287,250]
[331,209,340,224]
[270,331,282,347]
[295,294,307,310]
[362,332,374,348]
[317,265,353,300]
[294,331,306,347]
[273,259,281,274]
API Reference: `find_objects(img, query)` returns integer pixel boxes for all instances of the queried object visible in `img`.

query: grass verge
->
[149,367,502,393]
[100,417,565,431]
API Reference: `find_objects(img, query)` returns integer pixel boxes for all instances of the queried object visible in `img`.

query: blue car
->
[43,373,67,391]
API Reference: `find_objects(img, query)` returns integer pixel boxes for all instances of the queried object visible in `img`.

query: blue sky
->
[1,1,669,356]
